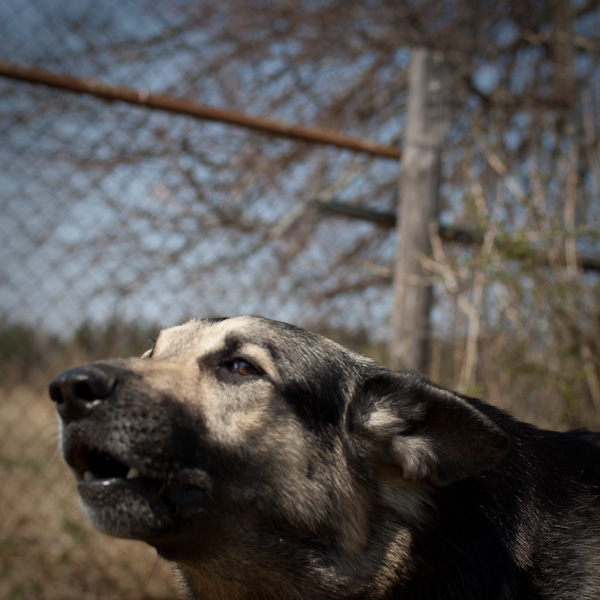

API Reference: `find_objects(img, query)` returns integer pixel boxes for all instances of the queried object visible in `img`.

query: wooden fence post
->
[389,48,450,372]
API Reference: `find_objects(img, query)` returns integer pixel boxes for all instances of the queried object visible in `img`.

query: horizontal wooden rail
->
[314,200,600,273]
[0,61,402,159]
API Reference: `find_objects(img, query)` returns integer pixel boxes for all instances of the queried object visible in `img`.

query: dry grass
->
[0,385,177,600]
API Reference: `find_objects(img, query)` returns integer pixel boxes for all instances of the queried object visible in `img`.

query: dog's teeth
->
[126,467,140,480]
[83,471,95,482]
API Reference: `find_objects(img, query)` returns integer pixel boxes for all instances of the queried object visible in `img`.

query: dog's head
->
[50,315,508,584]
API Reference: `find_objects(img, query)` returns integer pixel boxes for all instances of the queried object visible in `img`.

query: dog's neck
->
[176,562,300,600]
[173,519,415,600]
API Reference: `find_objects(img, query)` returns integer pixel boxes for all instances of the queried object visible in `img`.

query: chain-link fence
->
[0,1,405,598]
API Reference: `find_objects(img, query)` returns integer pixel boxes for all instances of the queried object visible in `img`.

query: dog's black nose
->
[49,365,117,421]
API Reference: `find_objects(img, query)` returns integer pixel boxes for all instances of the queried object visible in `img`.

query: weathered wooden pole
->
[389,48,450,372]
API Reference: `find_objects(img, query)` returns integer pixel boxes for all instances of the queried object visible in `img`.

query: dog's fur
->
[50,315,600,599]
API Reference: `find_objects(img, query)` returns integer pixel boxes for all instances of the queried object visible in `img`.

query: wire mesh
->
[0,2,401,597]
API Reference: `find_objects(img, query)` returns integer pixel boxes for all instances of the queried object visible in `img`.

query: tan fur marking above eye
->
[227,343,278,381]
[150,318,280,380]
[151,320,207,358]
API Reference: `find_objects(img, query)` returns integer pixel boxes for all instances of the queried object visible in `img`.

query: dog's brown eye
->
[230,359,261,377]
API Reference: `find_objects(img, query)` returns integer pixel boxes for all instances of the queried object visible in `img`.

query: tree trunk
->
[389,48,450,372]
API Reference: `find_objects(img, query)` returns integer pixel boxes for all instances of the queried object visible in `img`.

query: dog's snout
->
[49,365,118,421]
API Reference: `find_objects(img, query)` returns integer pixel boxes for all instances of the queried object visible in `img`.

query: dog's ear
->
[355,372,509,487]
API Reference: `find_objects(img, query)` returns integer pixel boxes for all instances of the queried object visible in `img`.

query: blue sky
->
[2,0,599,344]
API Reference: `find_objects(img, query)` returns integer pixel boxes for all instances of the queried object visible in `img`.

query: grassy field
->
[0,385,177,600]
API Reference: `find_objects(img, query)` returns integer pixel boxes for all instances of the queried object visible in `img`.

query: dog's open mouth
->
[73,447,142,482]
[66,445,205,506]
[67,445,162,494]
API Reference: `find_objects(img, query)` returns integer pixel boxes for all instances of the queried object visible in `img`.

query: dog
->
[49,315,600,599]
